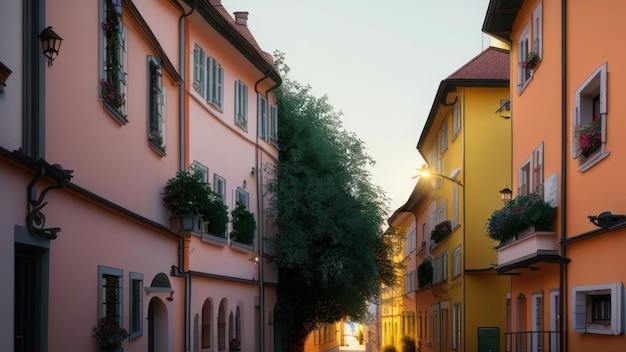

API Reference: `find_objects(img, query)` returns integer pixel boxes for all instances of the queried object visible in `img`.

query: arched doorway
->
[148,297,168,352]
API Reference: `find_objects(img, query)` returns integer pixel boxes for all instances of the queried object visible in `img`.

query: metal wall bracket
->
[26,159,73,239]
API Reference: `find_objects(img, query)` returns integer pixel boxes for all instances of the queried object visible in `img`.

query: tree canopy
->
[267,52,398,352]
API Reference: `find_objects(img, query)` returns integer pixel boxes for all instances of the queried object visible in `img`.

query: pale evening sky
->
[229,0,491,215]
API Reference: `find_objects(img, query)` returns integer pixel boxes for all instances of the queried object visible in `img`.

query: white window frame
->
[258,95,267,139]
[452,303,460,350]
[148,56,166,154]
[572,282,622,335]
[439,120,448,154]
[518,143,544,196]
[433,251,448,284]
[517,23,532,93]
[129,272,143,338]
[214,174,226,203]
[452,186,459,228]
[207,57,223,109]
[452,102,461,141]
[190,161,208,183]
[532,1,543,56]
[235,80,248,130]
[193,44,206,95]
[452,246,461,278]
[235,187,249,208]
[98,265,123,322]
[269,104,278,143]
[572,62,608,171]
[532,293,543,352]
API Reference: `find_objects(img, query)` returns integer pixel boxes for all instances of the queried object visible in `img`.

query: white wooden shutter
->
[571,107,581,158]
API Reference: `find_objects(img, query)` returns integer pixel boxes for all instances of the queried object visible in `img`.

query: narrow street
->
[340,334,365,352]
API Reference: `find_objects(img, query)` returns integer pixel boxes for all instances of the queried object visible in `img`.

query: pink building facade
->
[0,0,280,351]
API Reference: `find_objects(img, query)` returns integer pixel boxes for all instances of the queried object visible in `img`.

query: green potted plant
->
[229,201,256,245]
[162,169,212,233]
[486,192,556,245]
[202,192,229,237]
[523,51,541,70]
[430,220,452,244]
[92,317,128,352]
[417,260,433,288]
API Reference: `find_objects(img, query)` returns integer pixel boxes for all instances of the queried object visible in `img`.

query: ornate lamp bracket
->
[26,159,73,239]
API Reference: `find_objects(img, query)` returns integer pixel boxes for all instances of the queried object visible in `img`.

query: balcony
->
[505,331,564,352]
[495,227,569,274]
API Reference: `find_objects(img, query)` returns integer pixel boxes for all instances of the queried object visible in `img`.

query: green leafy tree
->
[267,52,397,352]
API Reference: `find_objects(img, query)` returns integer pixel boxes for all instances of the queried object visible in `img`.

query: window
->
[129,272,143,338]
[452,186,459,228]
[532,293,543,352]
[432,251,448,284]
[214,174,226,203]
[148,56,166,155]
[452,246,461,278]
[207,57,223,109]
[452,304,460,350]
[439,120,448,154]
[572,63,607,170]
[452,102,461,140]
[517,23,532,91]
[234,80,248,129]
[572,282,623,335]
[190,161,209,183]
[517,2,542,93]
[98,266,123,323]
[429,201,448,248]
[269,104,278,143]
[258,95,267,139]
[100,0,128,123]
[236,188,248,208]
[518,143,544,196]
[193,44,206,95]
[532,1,543,56]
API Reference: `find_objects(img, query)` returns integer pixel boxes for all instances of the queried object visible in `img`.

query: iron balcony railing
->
[504,331,565,352]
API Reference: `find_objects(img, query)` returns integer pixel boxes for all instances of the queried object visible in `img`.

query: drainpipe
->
[253,68,281,352]
[559,0,567,351]
[173,2,197,352]
[253,70,271,352]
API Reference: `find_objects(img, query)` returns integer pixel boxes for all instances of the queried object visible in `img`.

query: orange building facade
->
[484,1,626,351]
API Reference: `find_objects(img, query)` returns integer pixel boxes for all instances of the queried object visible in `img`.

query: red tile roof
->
[447,46,509,80]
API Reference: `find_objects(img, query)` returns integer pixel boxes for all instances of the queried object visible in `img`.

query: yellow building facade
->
[406,44,512,352]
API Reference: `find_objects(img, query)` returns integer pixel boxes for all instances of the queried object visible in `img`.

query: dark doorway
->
[15,244,44,352]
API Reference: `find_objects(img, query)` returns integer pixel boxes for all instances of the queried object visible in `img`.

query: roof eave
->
[184,0,280,84]
[417,78,509,151]
[481,0,524,43]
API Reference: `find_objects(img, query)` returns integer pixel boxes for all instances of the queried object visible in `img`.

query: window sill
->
[148,140,166,157]
[582,324,615,335]
[103,101,128,125]
[579,151,609,173]
[202,233,228,247]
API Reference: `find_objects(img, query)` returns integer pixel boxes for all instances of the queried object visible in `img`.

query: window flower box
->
[575,116,601,157]
[486,192,556,246]
[163,169,228,236]
[523,51,540,70]
[431,220,452,244]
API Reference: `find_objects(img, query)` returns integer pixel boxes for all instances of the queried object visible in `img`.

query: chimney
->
[234,11,249,26]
